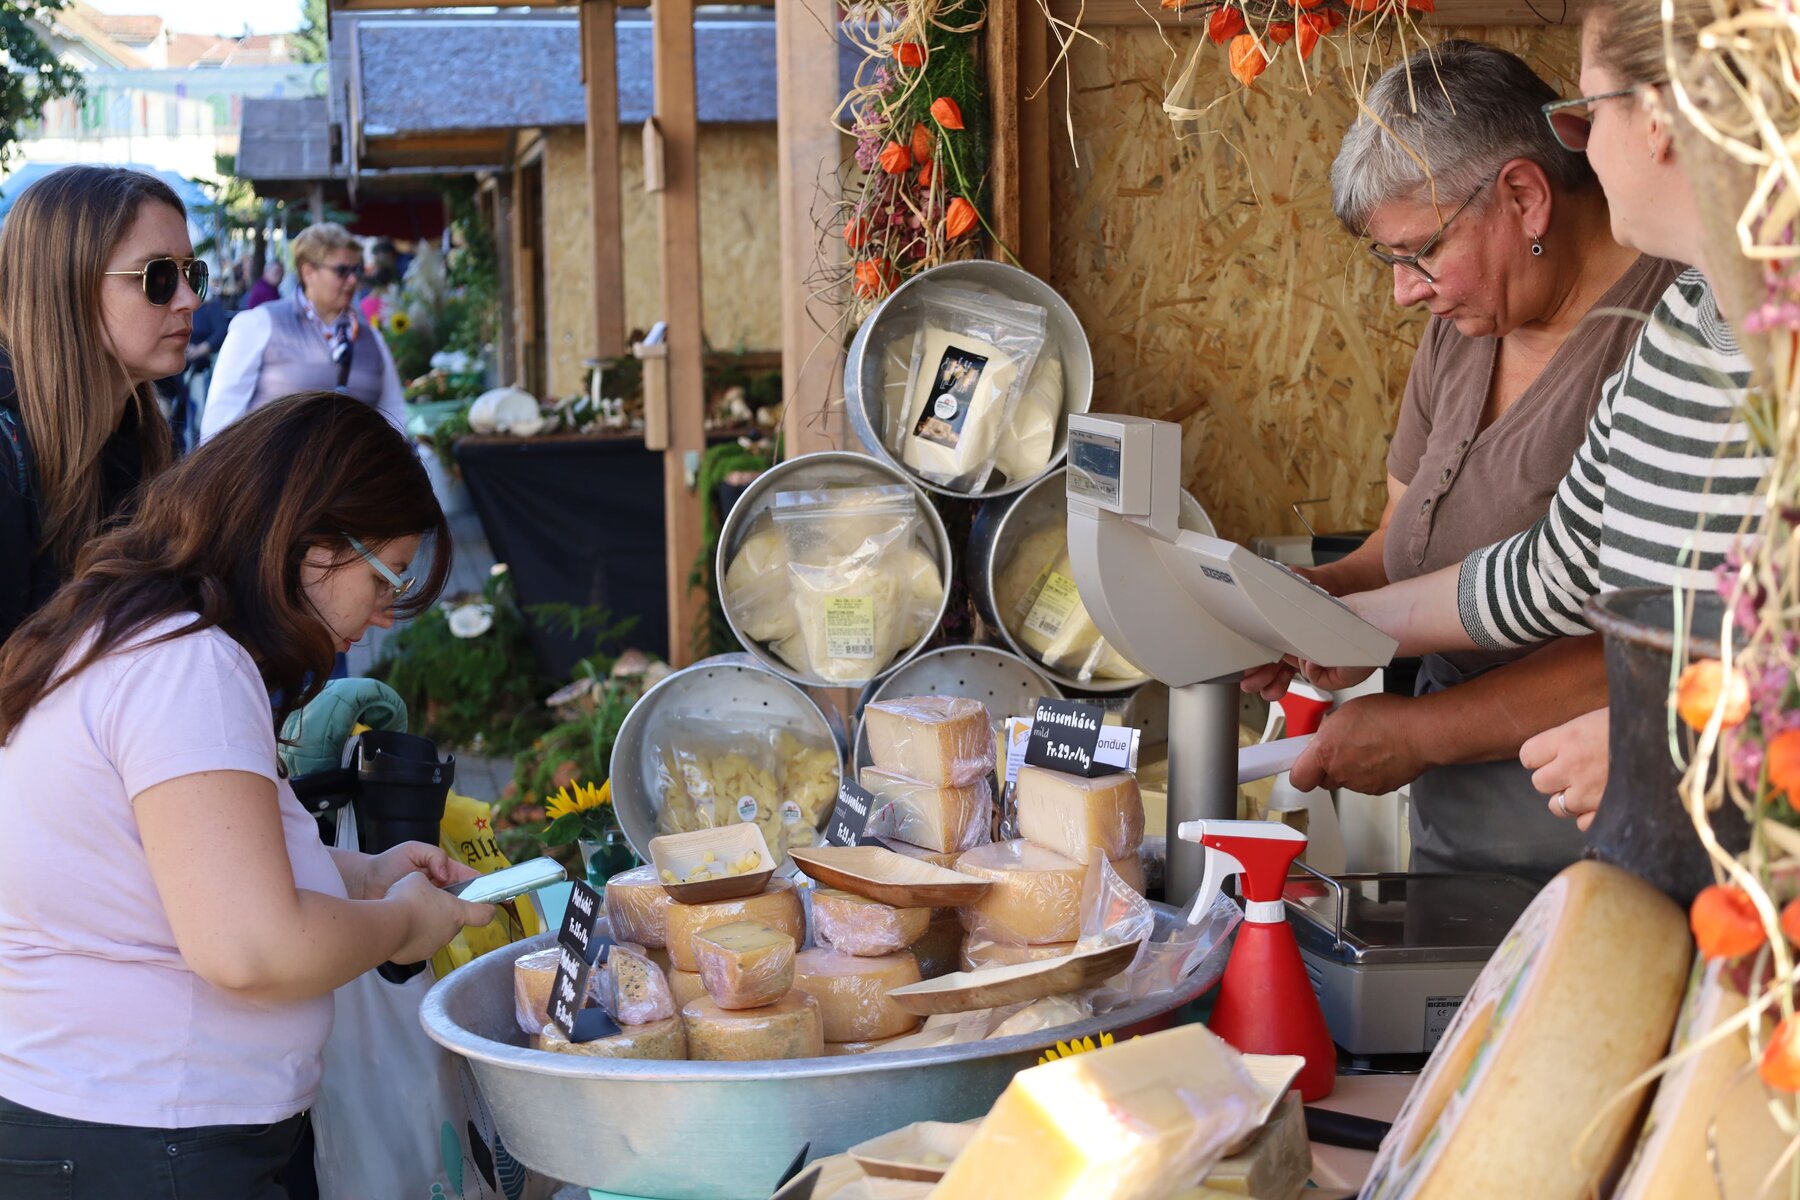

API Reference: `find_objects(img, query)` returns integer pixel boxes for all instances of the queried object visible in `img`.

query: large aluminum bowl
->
[421,903,1227,1198]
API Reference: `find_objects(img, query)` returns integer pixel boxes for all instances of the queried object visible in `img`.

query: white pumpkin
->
[446,603,494,639]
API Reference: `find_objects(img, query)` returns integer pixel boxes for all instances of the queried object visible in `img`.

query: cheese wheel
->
[955,839,1086,945]
[793,947,924,1041]
[669,968,709,1009]
[860,767,992,853]
[664,877,806,972]
[599,944,677,1025]
[536,1017,688,1060]
[1015,765,1144,864]
[812,888,931,957]
[823,1033,914,1057]
[681,990,825,1061]
[1363,861,1691,1200]
[604,864,672,948]
[692,920,797,1010]
[864,697,995,786]
[962,938,1076,973]
[512,946,600,1036]
[911,913,964,980]
[880,837,964,870]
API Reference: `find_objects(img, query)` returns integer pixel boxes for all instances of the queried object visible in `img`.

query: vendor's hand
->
[1241,656,1300,701]
[384,871,495,965]
[1520,707,1611,832]
[1298,661,1378,693]
[357,841,480,902]
[1289,694,1426,794]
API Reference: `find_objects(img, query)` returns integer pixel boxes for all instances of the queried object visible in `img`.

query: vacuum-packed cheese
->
[812,888,931,956]
[536,1017,688,1061]
[599,944,677,1026]
[864,696,994,787]
[512,946,599,1035]
[692,920,797,1010]
[880,837,964,870]
[912,913,965,980]
[604,864,672,948]
[962,938,1076,973]
[793,948,924,1042]
[723,513,796,642]
[1016,766,1145,864]
[1112,851,1145,895]
[664,877,806,972]
[933,1024,1263,1200]
[861,767,992,853]
[681,991,825,1061]
[955,839,1086,945]
[992,349,1062,485]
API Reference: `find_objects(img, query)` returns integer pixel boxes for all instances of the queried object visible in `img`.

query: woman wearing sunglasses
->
[0,166,207,647]
[200,222,406,442]
[0,391,493,1197]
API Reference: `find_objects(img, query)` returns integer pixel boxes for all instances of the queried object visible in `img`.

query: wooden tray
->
[647,825,775,904]
[788,846,992,908]
[848,1120,978,1183]
[884,940,1142,1016]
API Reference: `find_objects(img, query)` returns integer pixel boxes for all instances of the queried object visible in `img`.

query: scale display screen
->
[1067,428,1123,506]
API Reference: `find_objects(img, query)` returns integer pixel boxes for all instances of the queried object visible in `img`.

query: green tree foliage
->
[0,0,86,178]
[293,0,329,64]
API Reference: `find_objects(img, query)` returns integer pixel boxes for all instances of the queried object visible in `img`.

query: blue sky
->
[84,0,305,37]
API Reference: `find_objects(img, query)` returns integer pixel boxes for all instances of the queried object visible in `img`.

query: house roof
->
[86,11,165,47]
[47,3,151,69]
[237,97,337,182]
[166,30,294,68]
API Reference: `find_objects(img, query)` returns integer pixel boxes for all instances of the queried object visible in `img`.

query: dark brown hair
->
[0,392,451,737]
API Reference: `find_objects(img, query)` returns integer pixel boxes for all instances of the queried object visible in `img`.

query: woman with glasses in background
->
[0,166,206,647]
[200,222,407,442]
[1260,40,1677,881]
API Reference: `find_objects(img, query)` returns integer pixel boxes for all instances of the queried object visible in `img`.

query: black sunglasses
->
[316,263,361,281]
[102,256,209,306]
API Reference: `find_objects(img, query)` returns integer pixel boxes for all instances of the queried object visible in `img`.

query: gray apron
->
[1406,655,1588,884]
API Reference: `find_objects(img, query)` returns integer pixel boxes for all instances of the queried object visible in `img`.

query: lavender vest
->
[248,299,387,412]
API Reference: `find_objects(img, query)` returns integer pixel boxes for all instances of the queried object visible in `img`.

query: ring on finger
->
[1551,791,1570,819]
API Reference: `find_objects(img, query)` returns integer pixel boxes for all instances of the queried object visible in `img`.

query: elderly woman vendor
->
[1261,41,1677,880]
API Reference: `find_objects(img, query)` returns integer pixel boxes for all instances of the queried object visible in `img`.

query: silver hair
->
[1330,40,1597,234]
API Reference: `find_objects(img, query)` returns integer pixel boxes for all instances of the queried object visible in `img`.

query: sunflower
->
[387,310,413,335]
[545,779,610,821]
[1037,1032,1115,1065]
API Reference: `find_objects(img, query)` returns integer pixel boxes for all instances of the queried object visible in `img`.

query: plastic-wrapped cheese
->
[1362,861,1690,1200]
[962,938,1076,973]
[1015,766,1145,864]
[723,513,796,642]
[992,349,1062,486]
[669,968,709,1009]
[536,1017,688,1061]
[897,543,945,649]
[604,864,672,948]
[823,1033,913,1056]
[955,839,1086,945]
[1112,852,1146,896]
[880,837,964,871]
[912,913,965,980]
[512,946,600,1036]
[861,767,992,854]
[664,877,806,972]
[812,888,931,957]
[692,920,797,1010]
[793,948,924,1041]
[599,944,677,1026]
[681,991,825,1061]
[864,696,995,787]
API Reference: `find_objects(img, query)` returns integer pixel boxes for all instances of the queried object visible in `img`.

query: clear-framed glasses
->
[1366,170,1500,285]
[346,535,415,602]
[1541,88,1640,152]
[100,256,209,306]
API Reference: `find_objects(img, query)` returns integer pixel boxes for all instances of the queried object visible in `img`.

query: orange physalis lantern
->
[930,97,965,130]
[945,198,979,239]
[1228,34,1267,87]
[1207,7,1247,42]
[878,142,913,175]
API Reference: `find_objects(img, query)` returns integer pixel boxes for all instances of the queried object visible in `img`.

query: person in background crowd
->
[162,296,233,454]
[245,258,284,310]
[0,165,195,647]
[201,223,406,442]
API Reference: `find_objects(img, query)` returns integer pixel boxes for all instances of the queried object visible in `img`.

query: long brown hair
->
[0,392,452,738]
[0,166,177,569]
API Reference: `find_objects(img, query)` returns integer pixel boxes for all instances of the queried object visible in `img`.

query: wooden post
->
[777,0,848,455]
[580,0,627,360]
[653,0,706,666]
[985,0,1052,278]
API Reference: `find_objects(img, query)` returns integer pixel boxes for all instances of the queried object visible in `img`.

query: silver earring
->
[1531,237,1544,257]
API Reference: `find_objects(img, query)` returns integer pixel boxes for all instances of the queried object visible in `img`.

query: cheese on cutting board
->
[692,920,797,1010]
[961,938,1075,973]
[1015,765,1145,864]
[682,990,825,1061]
[604,864,672,949]
[912,913,964,980]
[1363,861,1691,1200]
[812,888,931,957]
[933,1023,1264,1200]
[669,968,709,1009]
[860,767,991,854]
[955,839,1086,945]
[599,943,677,1025]
[863,697,995,787]
[793,947,924,1042]
[536,1017,688,1061]
[512,946,599,1035]
[664,877,806,972]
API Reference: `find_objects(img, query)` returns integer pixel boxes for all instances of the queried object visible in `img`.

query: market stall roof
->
[237,96,340,184]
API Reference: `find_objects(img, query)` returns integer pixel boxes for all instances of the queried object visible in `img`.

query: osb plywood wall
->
[1051,25,1581,543]
[541,125,783,398]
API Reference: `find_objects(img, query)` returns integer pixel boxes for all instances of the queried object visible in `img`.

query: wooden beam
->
[654,0,706,666]
[777,0,847,455]
[581,0,627,360]
[1044,0,1582,25]
[986,0,1053,277]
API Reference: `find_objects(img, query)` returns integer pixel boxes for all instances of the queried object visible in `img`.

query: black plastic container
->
[349,730,456,855]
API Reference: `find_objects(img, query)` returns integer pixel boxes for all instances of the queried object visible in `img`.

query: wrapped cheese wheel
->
[536,1017,688,1061]
[794,948,924,1042]
[1015,765,1145,864]
[955,839,1086,945]
[682,991,826,1061]
[692,920,797,1010]
[861,767,992,854]
[665,877,806,972]
[864,696,995,787]
[812,888,931,957]
[604,864,672,948]
[669,968,709,1009]
[962,938,1076,973]
[599,944,677,1026]
[512,946,599,1036]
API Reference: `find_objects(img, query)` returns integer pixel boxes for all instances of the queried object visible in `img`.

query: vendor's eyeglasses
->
[1366,170,1498,285]
[346,535,415,602]
[1541,89,1641,152]
[317,263,361,281]
[101,256,208,305]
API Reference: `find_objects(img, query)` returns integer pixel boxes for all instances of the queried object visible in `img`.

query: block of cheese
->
[955,839,1086,945]
[664,877,806,972]
[823,1033,913,1056]
[933,1024,1264,1200]
[692,920,797,1010]
[536,1016,688,1061]
[681,990,825,1061]
[962,938,1076,973]
[599,943,677,1026]
[911,913,964,980]
[669,967,710,1009]
[1111,852,1145,895]
[1194,1091,1311,1199]
[861,767,992,853]
[793,947,924,1041]
[512,946,600,1035]
[812,888,931,957]
[1363,861,1691,1200]
[863,697,995,787]
[604,864,672,948]
[1015,765,1145,864]
[880,837,963,870]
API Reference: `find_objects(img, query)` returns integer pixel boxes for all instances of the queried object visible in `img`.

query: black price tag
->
[825,778,877,847]
[548,880,620,1043]
[1023,698,1109,777]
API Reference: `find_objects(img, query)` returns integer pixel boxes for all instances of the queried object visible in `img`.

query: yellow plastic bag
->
[430,789,547,979]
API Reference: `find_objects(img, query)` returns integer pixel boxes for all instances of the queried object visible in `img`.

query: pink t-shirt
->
[0,616,348,1128]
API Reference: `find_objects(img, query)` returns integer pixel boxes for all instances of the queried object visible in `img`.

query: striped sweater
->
[1457,269,1764,650]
